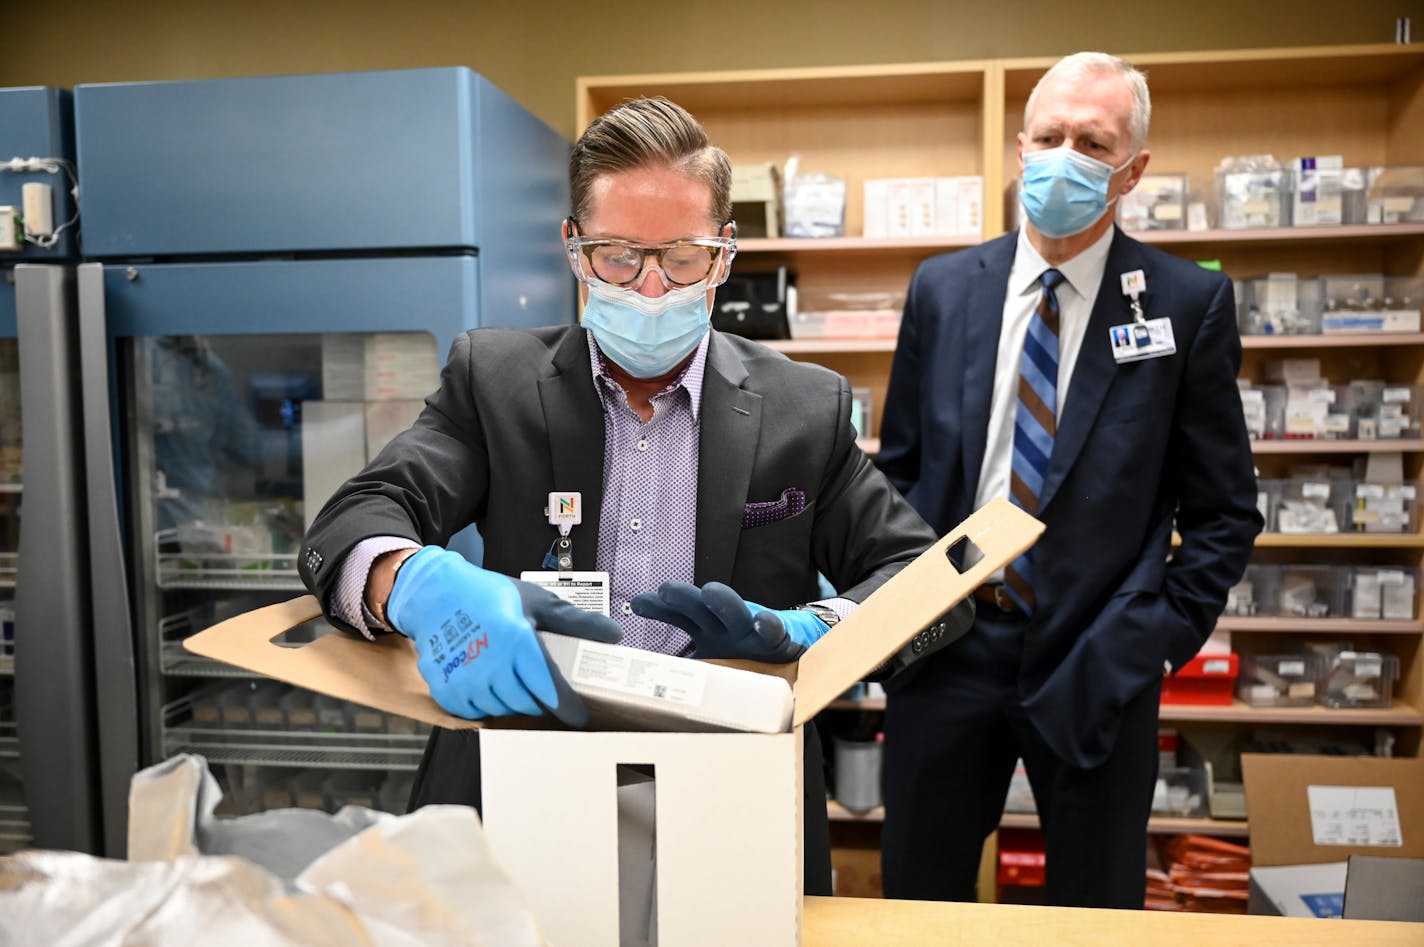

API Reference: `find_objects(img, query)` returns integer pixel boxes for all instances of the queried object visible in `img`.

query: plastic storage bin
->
[1266,478,1352,534]
[1217,167,1292,229]
[1320,275,1423,334]
[1152,765,1209,817]
[1349,482,1417,533]
[1161,653,1239,706]
[1318,651,1399,709]
[1223,563,1281,616]
[1119,173,1187,232]
[1340,381,1418,440]
[1237,653,1325,707]
[1237,274,1322,335]
[1238,384,1286,439]
[1350,566,1418,620]
[1277,564,1350,618]
[1291,160,1371,226]
[1367,164,1424,223]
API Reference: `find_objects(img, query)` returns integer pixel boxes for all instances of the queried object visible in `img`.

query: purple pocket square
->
[742,488,807,528]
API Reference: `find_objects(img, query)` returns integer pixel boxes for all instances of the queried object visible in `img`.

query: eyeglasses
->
[565,221,737,289]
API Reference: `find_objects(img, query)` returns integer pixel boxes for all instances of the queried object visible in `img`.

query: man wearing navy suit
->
[875,52,1262,908]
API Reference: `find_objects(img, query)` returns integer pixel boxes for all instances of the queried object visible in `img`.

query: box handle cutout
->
[270,616,344,649]
[617,763,658,945]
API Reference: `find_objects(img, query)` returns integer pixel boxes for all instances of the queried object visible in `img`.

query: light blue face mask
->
[581,279,711,379]
[1021,146,1135,238]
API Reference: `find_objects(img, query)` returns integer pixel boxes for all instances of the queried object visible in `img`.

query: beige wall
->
[1,0,1415,139]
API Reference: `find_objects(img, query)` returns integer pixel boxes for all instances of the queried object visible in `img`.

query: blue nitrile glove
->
[386,546,622,726]
[629,581,830,663]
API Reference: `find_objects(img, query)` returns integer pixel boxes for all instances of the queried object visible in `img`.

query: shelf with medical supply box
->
[579,41,1424,903]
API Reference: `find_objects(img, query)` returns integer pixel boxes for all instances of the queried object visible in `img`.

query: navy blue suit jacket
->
[876,228,1263,768]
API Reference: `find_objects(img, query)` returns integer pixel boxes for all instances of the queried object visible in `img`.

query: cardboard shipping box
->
[185,496,1042,947]
[1241,752,1424,920]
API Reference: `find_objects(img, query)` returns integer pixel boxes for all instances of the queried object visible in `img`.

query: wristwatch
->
[793,602,841,628]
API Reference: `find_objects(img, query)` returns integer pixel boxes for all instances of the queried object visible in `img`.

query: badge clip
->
[1121,269,1148,323]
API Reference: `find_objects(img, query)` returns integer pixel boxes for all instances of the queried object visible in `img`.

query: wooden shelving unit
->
[580,41,1424,899]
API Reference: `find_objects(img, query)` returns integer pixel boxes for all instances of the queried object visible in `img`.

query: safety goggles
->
[565,219,737,289]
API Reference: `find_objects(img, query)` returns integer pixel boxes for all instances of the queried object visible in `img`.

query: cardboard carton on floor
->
[1241,753,1424,919]
[185,497,1042,946]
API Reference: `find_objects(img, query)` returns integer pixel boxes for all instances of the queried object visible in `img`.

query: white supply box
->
[185,498,1043,946]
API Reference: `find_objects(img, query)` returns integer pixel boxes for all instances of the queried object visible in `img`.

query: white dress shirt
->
[974,227,1116,574]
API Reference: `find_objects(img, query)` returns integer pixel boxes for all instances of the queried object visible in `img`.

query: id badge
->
[1110,317,1176,363]
[520,570,611,616]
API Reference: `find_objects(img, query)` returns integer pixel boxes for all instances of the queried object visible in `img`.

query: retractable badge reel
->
[1109,268,1177,364]
[545,491,580,572]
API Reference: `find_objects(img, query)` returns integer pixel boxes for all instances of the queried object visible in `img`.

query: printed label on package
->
[569,640,709,707]
[1307,785,1403,847]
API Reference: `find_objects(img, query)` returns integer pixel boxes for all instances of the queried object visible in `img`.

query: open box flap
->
[790,497,1043,726]
[184,595,484,731]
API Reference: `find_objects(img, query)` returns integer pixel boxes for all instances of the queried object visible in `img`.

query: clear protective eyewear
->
[565,218,737,289]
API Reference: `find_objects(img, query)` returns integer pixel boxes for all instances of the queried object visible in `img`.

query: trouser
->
[879,602,1160,908]
[408,719,834,896]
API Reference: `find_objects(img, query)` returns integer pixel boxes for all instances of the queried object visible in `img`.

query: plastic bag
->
[0,754,547,946]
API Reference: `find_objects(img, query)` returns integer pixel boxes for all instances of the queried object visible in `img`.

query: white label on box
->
[1243,199,1272,215]
[1240,389,1265,403]
[1383,387,1412,403]
[1303,482,1332,499]
[521,571,611,617]
[1280,660,1306,677]
[1305,388,1336,404]
[1152,203,1183,221]
[1203,658,1232,675]
[568,640,708,706]
[1355,657,1383,678]
[1308,786,1404,847]
[1378,570,1405,585]
[1357,483,1385,498]
[1382,197,1416,213]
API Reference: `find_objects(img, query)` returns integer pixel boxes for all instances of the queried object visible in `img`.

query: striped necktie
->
[1005,267,1064,615]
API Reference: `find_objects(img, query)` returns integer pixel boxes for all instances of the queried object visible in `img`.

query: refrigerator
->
[1,86,96,855]
[65,68,572,856]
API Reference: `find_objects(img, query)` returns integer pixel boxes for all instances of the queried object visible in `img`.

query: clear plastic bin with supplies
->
[1238,653,1325,707]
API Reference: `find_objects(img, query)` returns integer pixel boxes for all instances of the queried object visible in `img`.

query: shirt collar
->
[584,328,710,421]
[1009,225,1116,304]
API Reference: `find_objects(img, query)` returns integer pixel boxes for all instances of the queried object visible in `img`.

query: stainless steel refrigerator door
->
[13,264,103,853]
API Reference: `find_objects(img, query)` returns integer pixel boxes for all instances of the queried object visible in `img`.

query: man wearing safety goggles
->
[299,96,969,894]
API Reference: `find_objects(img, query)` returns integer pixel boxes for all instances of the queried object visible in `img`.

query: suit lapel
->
[962,236,1017,496]
[694,332,762,586]
[537,328,607,570]
[1038,230,1142,512]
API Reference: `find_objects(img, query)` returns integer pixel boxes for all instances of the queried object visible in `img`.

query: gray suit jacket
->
[300,325,938,631]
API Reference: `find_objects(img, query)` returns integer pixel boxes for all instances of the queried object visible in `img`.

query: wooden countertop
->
[802,896,1421,945]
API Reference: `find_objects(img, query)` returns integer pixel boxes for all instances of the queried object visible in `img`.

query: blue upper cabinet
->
[74,69,569,258]
[0,87,78,262]
[74,68,574,329]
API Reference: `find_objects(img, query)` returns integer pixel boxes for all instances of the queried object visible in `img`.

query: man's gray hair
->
[1024,52,1151,153]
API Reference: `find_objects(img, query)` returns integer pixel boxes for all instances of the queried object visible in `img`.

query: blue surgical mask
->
[1021,146,1135,238]
[581,279,711,378]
